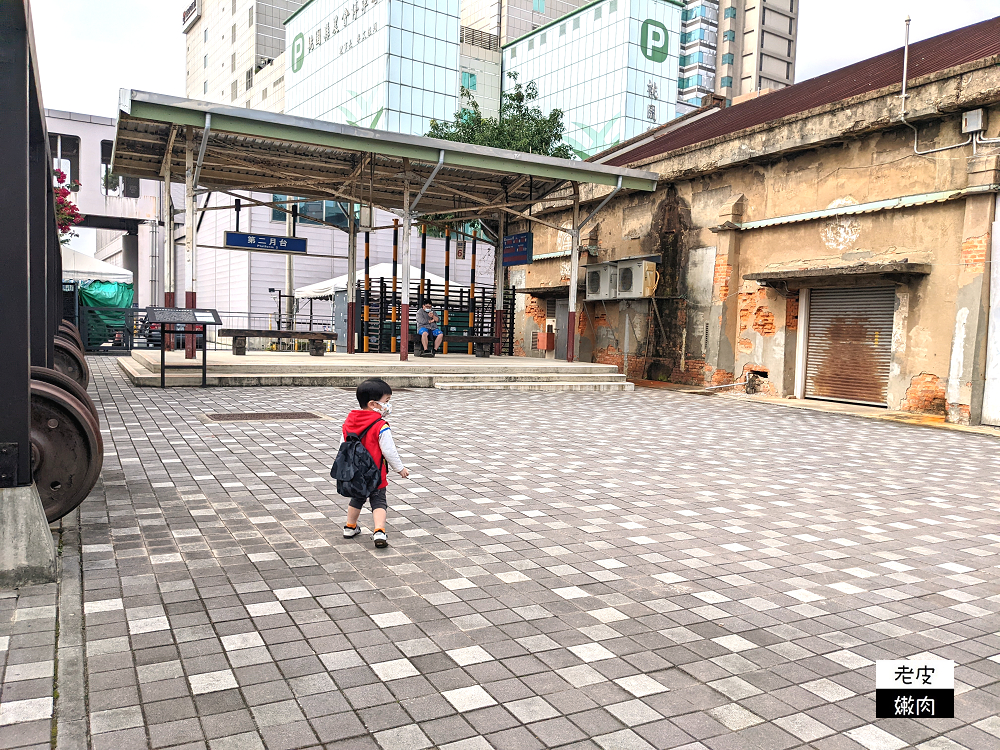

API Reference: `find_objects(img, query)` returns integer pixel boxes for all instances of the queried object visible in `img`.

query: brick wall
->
[714,256,733,303]
[901,372,947,415]
[961,235,988,274]
[786,295,799,331]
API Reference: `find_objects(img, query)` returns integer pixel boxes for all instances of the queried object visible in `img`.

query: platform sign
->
[224,231,308,254]
[503,232,533,266]
[876,660,954,718]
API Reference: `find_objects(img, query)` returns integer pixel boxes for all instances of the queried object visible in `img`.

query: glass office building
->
[502,0,682,158]
[284,0,460,135]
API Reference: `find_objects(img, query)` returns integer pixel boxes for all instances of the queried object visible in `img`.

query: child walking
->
[339,378,408,548]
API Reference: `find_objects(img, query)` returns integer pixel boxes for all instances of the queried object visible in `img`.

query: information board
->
[146,307,223,325]
[502,232,533,266]
[224,231,308,254]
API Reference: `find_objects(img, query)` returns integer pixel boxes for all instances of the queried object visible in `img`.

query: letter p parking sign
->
[640,20,668,63]
[291,33,306,73]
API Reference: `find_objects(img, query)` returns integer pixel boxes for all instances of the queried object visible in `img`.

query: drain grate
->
[204,411,324,422]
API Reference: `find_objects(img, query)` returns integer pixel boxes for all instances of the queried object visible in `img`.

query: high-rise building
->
[677,0,797,110]
[502,0,681,158]
[182,0,305,109]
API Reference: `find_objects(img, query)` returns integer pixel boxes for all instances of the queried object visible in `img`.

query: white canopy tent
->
[61,246,133,283]
[295,263,447,299]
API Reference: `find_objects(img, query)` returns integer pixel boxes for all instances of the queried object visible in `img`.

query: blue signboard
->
[503,232,533,266]
[224,231,308,254]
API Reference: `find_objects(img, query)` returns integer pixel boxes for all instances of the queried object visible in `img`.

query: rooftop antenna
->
[899,16,973,155]
[899,16,911,118]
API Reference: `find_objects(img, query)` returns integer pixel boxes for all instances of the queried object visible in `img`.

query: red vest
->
[342,410,388,490]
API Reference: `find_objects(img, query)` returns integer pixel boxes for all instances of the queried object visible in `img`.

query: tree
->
[427,73,573,159]
[54,169,83,245]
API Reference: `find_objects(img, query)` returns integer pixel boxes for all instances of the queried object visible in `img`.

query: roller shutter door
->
[805,287,895,406]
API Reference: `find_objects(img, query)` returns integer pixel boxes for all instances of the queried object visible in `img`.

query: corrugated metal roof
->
[735,185,1000,231]
[605,16,1000,168]
[112,91,657,220]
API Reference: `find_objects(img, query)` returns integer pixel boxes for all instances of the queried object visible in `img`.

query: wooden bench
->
[413,333,499,358]
[219,328,338,356]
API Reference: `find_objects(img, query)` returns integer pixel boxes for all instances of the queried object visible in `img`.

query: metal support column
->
[363,231,371,352]
[419,224,427,303]
[0,3,57,585]
[400,181,411,361]
[494,212,505,356]
[347,204,356,353]
[567,189,581,363]
[184,127,196,358]
[391,219,398,352]
[469,232,477,355]
[285,205,295,331]
[443,227,450,354]
[0,13,33,488]
[28,110,50,368]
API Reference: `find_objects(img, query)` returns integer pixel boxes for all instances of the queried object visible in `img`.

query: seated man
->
[416,300,443,356]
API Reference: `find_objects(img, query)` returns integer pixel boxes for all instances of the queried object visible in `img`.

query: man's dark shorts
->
[349,487,387,511]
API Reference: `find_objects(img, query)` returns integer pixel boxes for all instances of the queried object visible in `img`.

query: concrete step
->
[434,381,635,391]
[129,350,621,377]
[433,373,626,384]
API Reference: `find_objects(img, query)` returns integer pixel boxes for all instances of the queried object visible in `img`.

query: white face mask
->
[376,401,392,417]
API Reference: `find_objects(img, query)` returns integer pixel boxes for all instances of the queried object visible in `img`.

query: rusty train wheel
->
[53,337,89,389]
[30,366,100,427]
[59,322,84,352]
[30,381,103,523]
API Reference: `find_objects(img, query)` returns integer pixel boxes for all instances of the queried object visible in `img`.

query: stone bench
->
[219,329,338,356]
[413,333,499,357]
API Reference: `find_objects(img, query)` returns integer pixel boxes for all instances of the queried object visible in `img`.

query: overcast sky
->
[32,0,999,118]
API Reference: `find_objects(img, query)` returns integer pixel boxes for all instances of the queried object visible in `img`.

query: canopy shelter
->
[295,264,446,299]
[61,246,133,283]
[112,90,658,360]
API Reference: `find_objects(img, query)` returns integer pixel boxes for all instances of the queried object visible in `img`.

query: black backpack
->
[330,419,384,498]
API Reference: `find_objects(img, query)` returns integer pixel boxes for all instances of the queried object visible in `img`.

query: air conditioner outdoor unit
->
[616,260,657,298]
[585,263,617,300]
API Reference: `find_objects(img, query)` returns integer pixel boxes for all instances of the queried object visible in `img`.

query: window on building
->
[232,23,236,43]
[528,39,533,50]
[203,54,208,68]
[100,140,119,196]
[532,0,544,11]
[721,76,733,87]
[510,47,516,58]
[722,53,734,64]
[559,23,565,36]
[204,28,208,43]
[594,6,601,19]
[231,80,238,101]
[246,69,253,89]
[609,0,617,12]
[203,80,208,94]
[231,52,236,72]
[248,7,253,27]
[461,71,477,90]
[123,176,140,199]
[723,29,735,41]
[232,0,236,13]
[724,7,737,19]
[573,17,580,30]
[540,32,546,44]
[262,87,267,100]
[271,196,350,229]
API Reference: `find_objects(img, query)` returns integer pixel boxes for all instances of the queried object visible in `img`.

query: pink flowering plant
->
[54,169,83,244]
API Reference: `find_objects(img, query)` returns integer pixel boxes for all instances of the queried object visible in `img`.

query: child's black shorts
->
[348,487,387,511]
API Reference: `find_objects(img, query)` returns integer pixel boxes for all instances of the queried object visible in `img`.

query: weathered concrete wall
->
[511,59,1000,420]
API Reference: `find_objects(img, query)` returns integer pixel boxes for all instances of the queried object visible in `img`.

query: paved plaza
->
[2,356,1000,750]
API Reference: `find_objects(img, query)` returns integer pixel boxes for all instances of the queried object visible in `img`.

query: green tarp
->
[78,281,134,308]
[78,282,135,348]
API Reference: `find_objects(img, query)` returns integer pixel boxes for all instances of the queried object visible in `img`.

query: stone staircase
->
[118,351,632,391]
